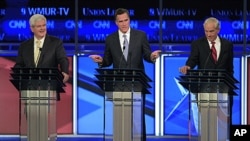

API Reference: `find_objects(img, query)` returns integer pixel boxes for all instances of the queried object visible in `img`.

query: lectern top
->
[95,68,152,82]
[10,67,65,92]
[11,67,62,74]
[183,69,239,84]
[10,67,64,79]
[95,68,152,94]
[178,69,239,94]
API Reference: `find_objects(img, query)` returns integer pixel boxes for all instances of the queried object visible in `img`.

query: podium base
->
[190,93,229,141]
[20,90,57,141]
[105,91,143,141]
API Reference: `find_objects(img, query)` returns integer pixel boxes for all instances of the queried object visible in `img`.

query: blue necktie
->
[123,34,129,61]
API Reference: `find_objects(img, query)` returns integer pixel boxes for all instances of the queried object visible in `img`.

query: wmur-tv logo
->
[230,125,250,139]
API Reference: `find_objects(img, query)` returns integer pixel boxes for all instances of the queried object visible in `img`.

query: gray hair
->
[29,14,47,27]
[203,17,221,29]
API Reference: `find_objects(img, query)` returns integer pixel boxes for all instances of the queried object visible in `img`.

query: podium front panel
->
[177,69,238,141]
[10,68,65,141]
[189,92,229,141]
[95,68,151,141]
[19,90,57,141]
[104,91,143,141]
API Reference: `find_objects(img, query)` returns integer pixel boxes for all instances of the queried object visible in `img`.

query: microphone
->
[118,46,126,69]
[203,49,212,70]
[35,48,42,66]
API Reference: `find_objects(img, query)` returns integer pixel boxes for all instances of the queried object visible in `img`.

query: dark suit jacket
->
[101,28,154,69]
[186,36,234,75]
[14,34,69,74]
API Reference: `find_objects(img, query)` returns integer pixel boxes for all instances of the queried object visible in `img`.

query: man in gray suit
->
[90,8,161,141]
[14,14,69,83]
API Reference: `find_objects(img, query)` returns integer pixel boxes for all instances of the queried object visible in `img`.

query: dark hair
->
[114,8,130,20]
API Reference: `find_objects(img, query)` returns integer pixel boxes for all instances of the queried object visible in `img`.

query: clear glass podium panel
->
[20,90,57,141]
[104,91,143,141]
[189,93,229,141]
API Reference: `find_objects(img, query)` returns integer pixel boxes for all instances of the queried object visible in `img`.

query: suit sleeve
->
[228,41,234,75]
[100,35,116,68]
[141,32,153,63]
[56,40,69,74]
[185,41,200,68]
[14,45,24,68]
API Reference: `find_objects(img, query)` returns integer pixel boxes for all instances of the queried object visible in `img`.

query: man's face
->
[115,13,130,33]
[204,22,220,42]
[30,19,47,39]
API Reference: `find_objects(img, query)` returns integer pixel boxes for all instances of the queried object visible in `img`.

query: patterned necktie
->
[211,41,217,63]
[34,40,41,66]
[123,34,129,61]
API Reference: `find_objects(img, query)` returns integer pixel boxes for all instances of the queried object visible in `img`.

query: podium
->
[10,68,65,141]
[178,69,238,141]
[94,68,152,141]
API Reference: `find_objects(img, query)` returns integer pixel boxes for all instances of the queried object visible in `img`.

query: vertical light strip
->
[242,56,247,124]
[154,56,160,135]
[160,55,164,135]
[73,54,77,134]
[154,55,164,136]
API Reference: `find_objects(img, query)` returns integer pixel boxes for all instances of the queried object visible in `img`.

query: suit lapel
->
[26,38,36,67]
[129,30,135,53]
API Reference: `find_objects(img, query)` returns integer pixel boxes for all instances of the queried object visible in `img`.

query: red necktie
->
[211,41,217,63]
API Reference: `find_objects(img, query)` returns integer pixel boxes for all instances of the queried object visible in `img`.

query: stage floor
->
[0,136,190,141]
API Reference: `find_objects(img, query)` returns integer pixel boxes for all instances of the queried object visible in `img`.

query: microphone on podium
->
[118,46,126,69]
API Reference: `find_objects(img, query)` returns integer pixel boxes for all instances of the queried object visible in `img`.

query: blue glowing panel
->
[76,55,155,135]
[0,0,248,44]
[0,0,75,43]
[163,56,241,135]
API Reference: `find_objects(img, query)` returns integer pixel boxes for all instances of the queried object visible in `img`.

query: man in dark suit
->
[90,8,161,141]
[14,14,69,83]
[179,17,233,76]
[179,17,234,133]
[13,14,69,140]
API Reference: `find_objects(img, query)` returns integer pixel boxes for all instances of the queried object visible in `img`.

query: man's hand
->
[62,72,69,83]
[179,66,191,74]
[89,55,103,63]
[150,50,162,62]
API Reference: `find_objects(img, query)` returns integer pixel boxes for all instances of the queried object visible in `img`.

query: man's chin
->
[39,34,46,37]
